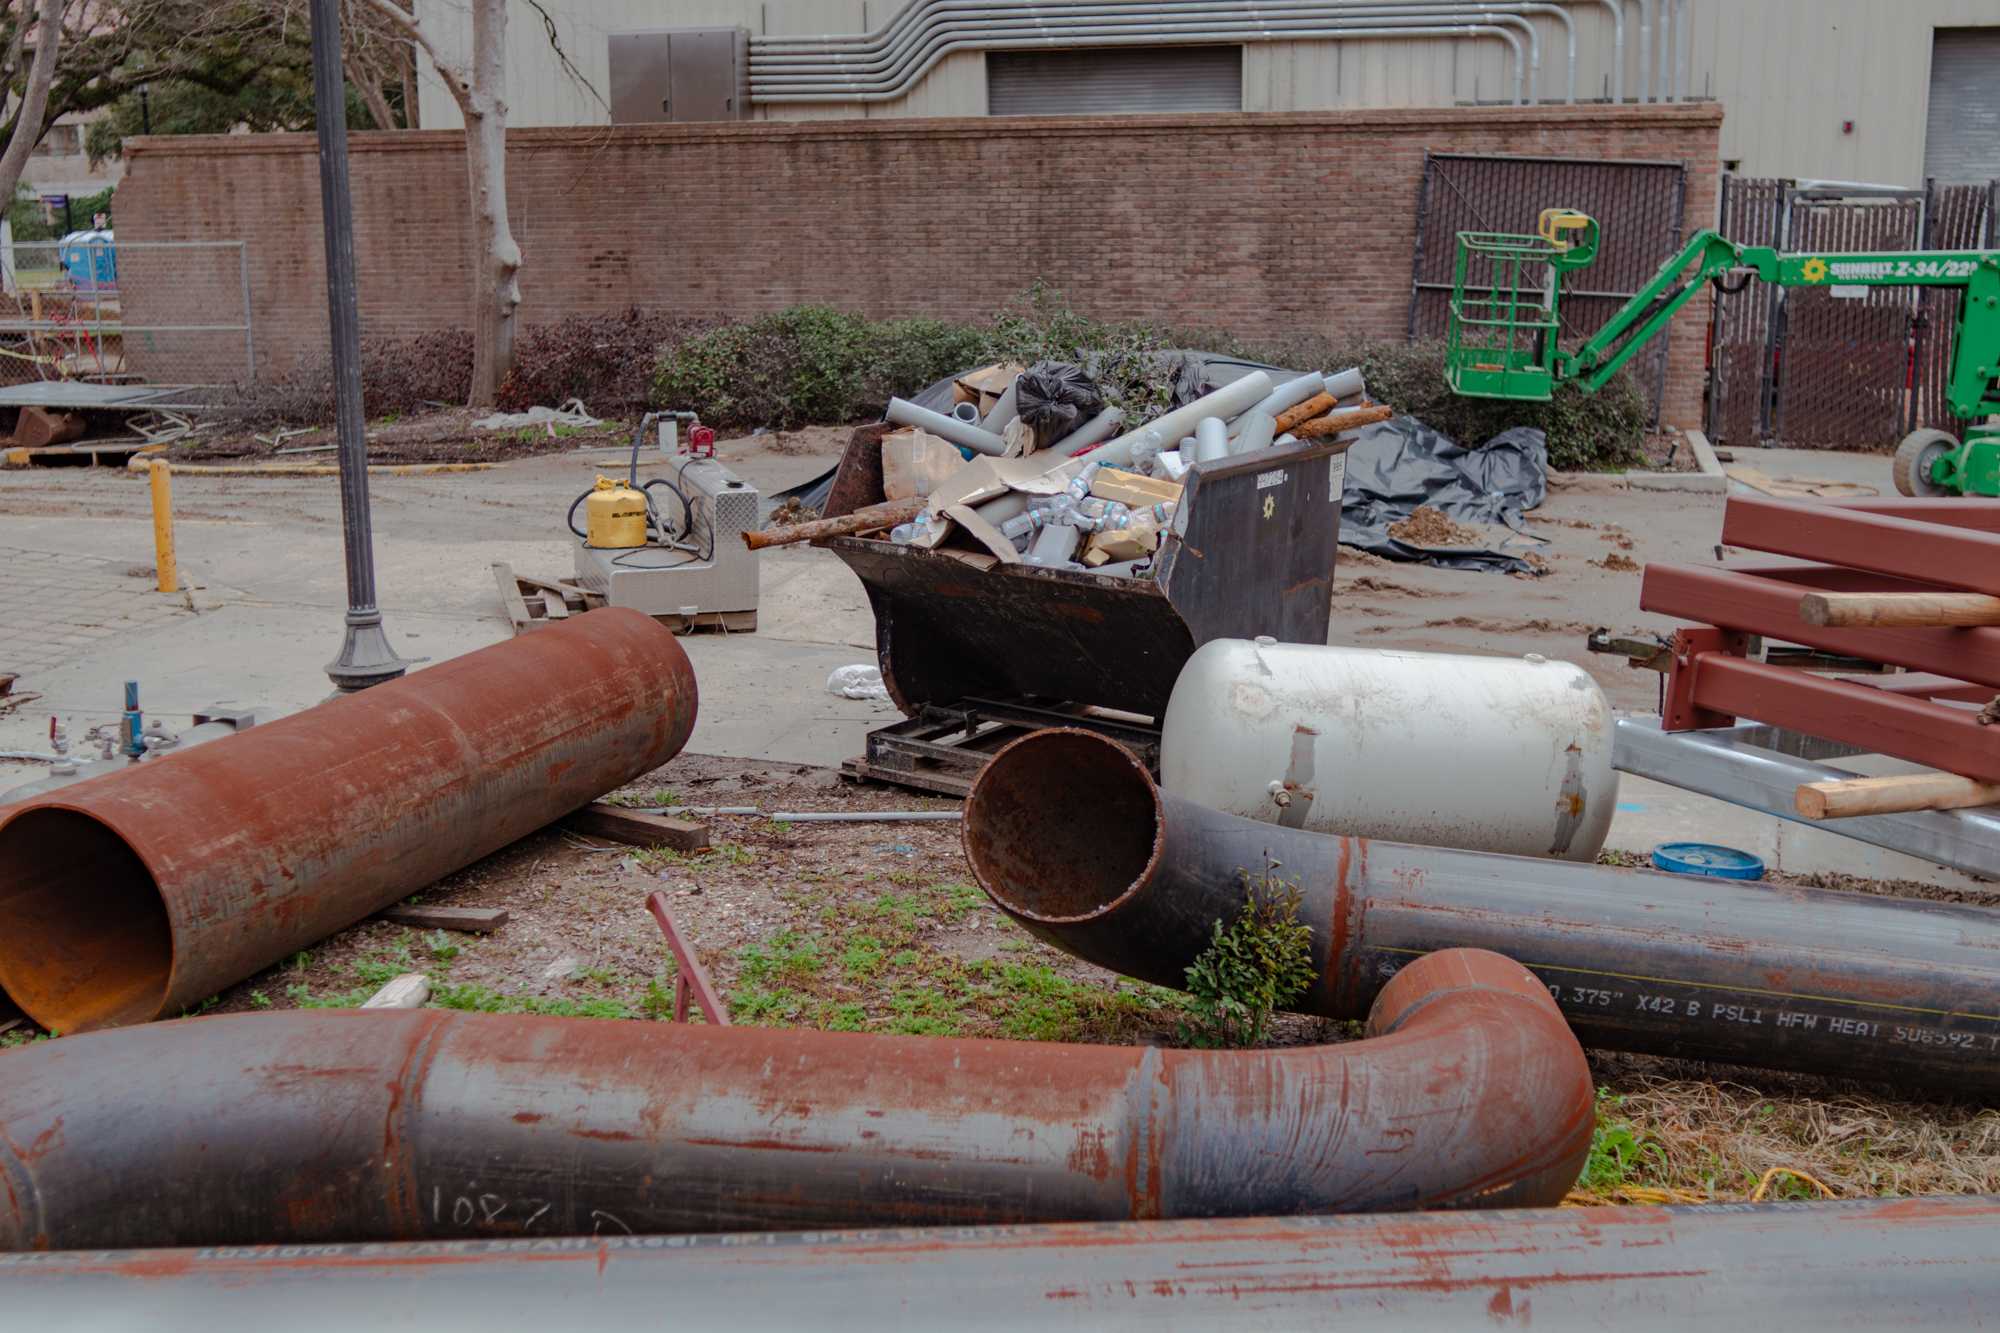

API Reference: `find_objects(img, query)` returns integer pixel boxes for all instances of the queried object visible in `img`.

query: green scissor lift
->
[1444,208,2000,497]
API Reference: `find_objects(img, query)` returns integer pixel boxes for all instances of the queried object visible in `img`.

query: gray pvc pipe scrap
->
[951,402,981,423]
[1247,372,1326,421]
[1086,371,1272,468]
[980,378,1021,434]
[886,397,1008,457]
[1230,410,1277,457]
[1049,405,1124,455]
[974,491,1034,526]
[1193,418,1230,464]
[1323,366,1367,399]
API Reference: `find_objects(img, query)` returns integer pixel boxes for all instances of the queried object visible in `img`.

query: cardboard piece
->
[943,503,1023,563]
[1091,468,1182,510]
[924,452,1086,517]
[954,362,1026,416]
[881,427,965,501]
[1084,527,1156,563]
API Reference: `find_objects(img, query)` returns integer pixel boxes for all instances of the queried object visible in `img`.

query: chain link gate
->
[1407,151,1690,426]
[1708,177,1997,450]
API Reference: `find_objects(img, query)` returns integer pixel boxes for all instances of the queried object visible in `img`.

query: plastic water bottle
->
[890,513,935,545]
[1066,461,1103,503]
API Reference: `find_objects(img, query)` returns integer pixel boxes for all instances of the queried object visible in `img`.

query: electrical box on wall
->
[608,28,750,124]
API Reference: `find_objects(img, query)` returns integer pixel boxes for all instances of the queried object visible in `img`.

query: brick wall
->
[119,103,1722,425]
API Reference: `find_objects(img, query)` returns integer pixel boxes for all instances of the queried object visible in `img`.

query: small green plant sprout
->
[426,929,460,963]
[1180,863,1316,1048]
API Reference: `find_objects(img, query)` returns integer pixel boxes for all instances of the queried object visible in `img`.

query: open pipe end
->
[0,805,171,1033]
[963,728,1163,924]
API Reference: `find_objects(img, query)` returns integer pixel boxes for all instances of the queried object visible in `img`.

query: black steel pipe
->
[4,1198,1997,1328]
[964,728,2000,1094]
[0,952,1590,1251]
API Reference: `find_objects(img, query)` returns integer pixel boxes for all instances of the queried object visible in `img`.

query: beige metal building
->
[412,0,2000,186]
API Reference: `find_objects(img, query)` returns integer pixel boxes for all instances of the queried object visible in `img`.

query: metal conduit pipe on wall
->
[752,13,1528,104]
[0,608,699,1034]
[0,956,1593,1251]
[962,729,2000,1094]
[749,3,1550,102]
[753,20,1531,107]
[6,1198,1997,1327]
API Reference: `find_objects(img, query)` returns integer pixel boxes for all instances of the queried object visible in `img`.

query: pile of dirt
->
[1593,553,1642,573]
[1387,505,1485,547]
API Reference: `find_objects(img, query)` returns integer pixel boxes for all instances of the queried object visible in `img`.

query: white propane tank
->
[1160,639,1619,861]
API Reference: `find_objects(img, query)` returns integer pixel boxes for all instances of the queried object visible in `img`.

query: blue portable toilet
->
[57,228,116,289]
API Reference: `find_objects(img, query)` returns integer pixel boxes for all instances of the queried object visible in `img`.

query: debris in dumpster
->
[1015,361,1105,450]
[954,362,1026,417]
[1274,391,1339,434]
[885,396,1009,457]
[745,496,926,549]
[880,428,964,500]
[1090,467,1181,511]
[1294,403,1397,438]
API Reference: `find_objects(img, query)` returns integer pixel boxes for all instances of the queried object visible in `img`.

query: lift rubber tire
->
[1893,429,1959,497]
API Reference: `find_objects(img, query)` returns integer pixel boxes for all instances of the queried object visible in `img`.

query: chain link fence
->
[0,237,253,397]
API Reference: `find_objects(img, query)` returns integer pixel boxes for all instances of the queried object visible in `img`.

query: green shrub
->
[1180,869,1316,1049]
[650,288,1649,468]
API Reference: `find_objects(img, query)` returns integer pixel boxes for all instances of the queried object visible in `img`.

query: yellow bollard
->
[149,459,179,594]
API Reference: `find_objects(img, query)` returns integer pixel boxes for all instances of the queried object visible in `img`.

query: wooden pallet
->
[492,561,603,634]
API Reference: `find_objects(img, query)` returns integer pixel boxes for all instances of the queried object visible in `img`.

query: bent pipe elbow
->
[964,728,2000,1094]
[0,953,1590,1251]
[0,608,700,1035]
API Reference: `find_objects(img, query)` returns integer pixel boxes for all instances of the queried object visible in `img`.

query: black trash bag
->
[1338,417,1550,575]
[1015,361,1105,449]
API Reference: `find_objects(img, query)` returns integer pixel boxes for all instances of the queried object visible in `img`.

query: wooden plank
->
[540,589,570,620]
[360,973,432,1009]
[492,561,538,633]
[1800,591,2000,629]
[378,904,511,933]
[1797,773,2000,820]
[564,802,712,852]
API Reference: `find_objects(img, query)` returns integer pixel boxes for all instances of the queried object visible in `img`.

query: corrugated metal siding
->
[987,47,1242,117]
[1925,28,2000,183]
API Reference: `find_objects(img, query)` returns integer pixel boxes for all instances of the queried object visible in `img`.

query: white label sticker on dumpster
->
[1328,455,1346,502]
[1256,469,1287,490]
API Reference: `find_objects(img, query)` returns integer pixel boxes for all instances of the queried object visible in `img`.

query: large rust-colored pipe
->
[6,1198,1997,1328]
[0,950,1590,1251]
[0,608,698,1034]
[963,728,2000,1093]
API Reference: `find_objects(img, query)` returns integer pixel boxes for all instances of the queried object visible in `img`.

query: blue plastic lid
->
[1650,842,1766,880]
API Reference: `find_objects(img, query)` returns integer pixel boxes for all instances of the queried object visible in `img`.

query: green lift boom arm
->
[1444,210,2000,496]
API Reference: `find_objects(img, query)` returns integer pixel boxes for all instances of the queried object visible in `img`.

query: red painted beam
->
[1642,563,2000,689]
[1822,497,2000,533]
[646,890,730,1026]
[1720,497,2000,597]
[1684,653,2000,782]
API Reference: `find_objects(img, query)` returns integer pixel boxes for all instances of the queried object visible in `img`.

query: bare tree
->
[362,0,517,405]
[0,0,64,207]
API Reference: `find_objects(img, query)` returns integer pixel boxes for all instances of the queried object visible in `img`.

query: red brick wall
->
[119,104,1722,425]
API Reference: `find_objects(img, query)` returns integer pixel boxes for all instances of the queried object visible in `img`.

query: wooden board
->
[1796,772,2000,820]
[564,803,712,852]
[378,904,511,933]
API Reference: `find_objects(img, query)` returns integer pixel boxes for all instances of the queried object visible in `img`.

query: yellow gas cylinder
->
[584,476,648,549]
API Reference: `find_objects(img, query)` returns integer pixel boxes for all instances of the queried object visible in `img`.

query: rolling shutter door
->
[987,46,1243,116]
[1924,28,2000,184]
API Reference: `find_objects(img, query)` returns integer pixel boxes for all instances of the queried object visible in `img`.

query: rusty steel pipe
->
[0,952,1591,1251]
[0,609,698,1034]
[5,1198,1998,1327]
[964,729,2000,1094]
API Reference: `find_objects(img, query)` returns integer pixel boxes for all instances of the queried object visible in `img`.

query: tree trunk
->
[463,0,519,407]
[343,49,400,130]
[0,0,65,207]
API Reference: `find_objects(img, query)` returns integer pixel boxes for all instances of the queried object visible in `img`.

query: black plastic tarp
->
[1338,418,1550,575]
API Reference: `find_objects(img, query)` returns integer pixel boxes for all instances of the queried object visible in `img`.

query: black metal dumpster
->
[820,427,1346,792]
